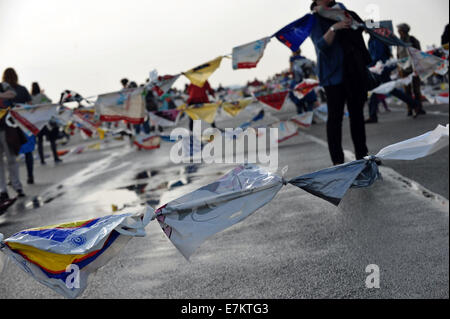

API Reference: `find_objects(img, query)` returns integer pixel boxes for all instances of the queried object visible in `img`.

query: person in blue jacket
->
[309,0,370,165]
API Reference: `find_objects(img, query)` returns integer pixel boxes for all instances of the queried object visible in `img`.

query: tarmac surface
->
[0,99,448,299]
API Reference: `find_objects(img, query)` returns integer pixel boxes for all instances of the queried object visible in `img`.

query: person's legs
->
[367,94,379,122]
[49,127,61,163]
[412,76,426,114]
[379,95,390,112]
[37,128,47,164]
[324,84,346,165]
[142,119,151,135]
[305,100,314,112]
[347,91,369,161]
[289,91,304,114]
[3,136,23,194]
[134,124,141,135]
[289,80,305,114]
[0,132,8,197]
[391,88,419,115]
[25,152,34,183]
[404,84,414,116]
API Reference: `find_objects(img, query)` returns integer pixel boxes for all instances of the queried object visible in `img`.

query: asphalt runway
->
[0,100,448,299]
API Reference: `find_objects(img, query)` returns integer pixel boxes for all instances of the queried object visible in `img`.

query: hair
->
[121,78,129,87]
[2,68,18,88]
[31,82,41,96]
[128,81,137,88]
[397,23,410,34]
[311,0,335,10]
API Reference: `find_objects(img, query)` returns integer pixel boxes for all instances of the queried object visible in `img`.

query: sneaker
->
[16,189,26,198]
[27,177,34,185]
[0,192,9,202]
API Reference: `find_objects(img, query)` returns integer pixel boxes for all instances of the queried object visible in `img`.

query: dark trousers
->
[324,84,368,165]
[368,88,419,120]
[368,94,379,120]
[25,152,33,180]
[405,76,423,111]
[37,126,59,163]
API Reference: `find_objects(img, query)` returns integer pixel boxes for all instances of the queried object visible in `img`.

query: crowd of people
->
[1,0,448,205]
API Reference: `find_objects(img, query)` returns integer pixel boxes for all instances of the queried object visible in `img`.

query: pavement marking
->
[303,132,449,210]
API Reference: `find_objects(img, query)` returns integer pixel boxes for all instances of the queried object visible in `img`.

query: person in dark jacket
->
[310,0,369,165]
[0,68,26,200]
[397,23,426,116]
[31,83,62,166]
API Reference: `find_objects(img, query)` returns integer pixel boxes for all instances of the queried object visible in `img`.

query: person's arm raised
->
[323,19,352,46]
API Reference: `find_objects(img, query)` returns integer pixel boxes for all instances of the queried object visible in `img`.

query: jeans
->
[134,119,151,135]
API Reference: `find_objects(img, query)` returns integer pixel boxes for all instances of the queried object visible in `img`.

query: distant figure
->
[31,82,52,105]
[127,81,141,134]
[121,78,129,90]
[31,83,62,166]
[186,81,215,131]
[397,23,426,117]
[365,35,420,123]
[0,68,26,199]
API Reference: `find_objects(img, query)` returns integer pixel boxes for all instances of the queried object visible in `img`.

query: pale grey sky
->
[0,0,448,101]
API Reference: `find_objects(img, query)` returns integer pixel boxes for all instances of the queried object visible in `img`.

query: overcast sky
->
[0,0,448,101]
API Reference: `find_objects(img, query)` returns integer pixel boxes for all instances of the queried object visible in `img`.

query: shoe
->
[407,110,413,117]
[16,189,26,198]
[41,161,47,165]
[365,118,378,124]
[27,177,34,185]
[55,158,63,164]
[418,109,426,115]
[0,192,10,202]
